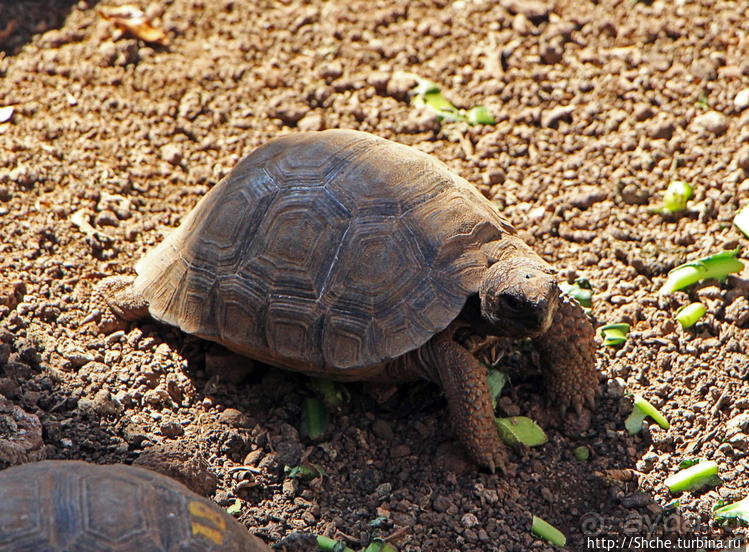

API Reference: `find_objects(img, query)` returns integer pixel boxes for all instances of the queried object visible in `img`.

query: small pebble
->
[512,13,532,35]
[726,413,749,432]
[219,408,252,428]
[160,420,185,438]
[541,105,574,127]
[502,0,549,21]
[297,112,324,132]
[371,419,394,440]
[400,110,440,133]
[161,144,183,165]
[736,146,749,171]
[386,72,417,101]
[271,104,307,126]
[318,61,343,81]
[540,39,564,65]
[95,210,119,227]
[62,347,94,368]
[648,116,675,140]
[692,110,728,135]
[104,331,125,345]
[568,188,607,209]
[728,433,748,451]
[9,166,37,188]
[367,71,390,94]
[633,103,655,122]
[375,482,392,498]
[606,377,627,398]
[433,495,453,512]
[391,444,411,457]
[461,513,480,529]
[734,89,749,112]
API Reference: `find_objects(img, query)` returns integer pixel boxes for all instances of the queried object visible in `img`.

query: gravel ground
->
[1,0,748,550]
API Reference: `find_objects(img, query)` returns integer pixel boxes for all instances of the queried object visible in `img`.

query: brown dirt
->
[1,0,748,550]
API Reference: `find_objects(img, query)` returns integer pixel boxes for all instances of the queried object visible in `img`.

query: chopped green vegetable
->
[600,323,629,347]
[665,460,720,494]
[714,496,749,524]
[316,536,356,552]
[310,378,346,410]
[301,397,329,440]
[559,278,593,308]
[496,417,548,447]
[413,83,462,122]
[413,78,440,96]
[574,446,590,461]
[531,515,566,547]
[368,516,389,528]
[735,206,749,238]
[412,78,495,125]
[466,106,495,125]
[363,539,398,552]
[487,368,507,410]
[625,394,670,434]
[659,248,744,295]
[679,459,700,469]
[226,498,242,515]
[656,180,693,214]
[285,463,325,481]
[675,302,706,329]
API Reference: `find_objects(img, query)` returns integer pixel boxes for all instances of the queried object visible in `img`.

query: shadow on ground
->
[0,0,98,54]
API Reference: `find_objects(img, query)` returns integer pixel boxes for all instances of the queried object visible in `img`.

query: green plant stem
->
[675,302,706,329]
[531,515,566,547]
[659,249,744,294]
[665,460,719,494]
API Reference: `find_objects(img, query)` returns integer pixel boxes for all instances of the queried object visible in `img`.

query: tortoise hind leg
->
[422,329,508,473]
[534,293,598,416]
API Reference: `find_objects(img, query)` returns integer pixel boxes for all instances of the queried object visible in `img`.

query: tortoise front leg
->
[425,329,508,473]
[534,293,598,415]
[89,275,149,333]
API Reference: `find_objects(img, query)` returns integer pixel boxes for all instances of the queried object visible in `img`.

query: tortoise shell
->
[0,460,269,551]
[134,130,515,371]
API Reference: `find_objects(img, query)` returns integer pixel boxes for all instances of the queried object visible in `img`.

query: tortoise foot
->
[429,327,509,473]
[534,292,599,417]
[89,275,149,333]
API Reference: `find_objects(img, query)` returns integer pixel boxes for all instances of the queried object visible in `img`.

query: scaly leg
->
[534,293,598,415]
[425,327,508,473]
[88,275,149,333]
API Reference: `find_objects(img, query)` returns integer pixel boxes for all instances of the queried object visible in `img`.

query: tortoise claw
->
[586,388,597,410]
[574,400,584,417]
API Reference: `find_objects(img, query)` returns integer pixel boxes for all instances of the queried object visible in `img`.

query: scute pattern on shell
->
[135,130,516,370]
[0,460,268,552]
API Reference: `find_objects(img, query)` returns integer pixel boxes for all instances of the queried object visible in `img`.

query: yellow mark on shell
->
[189,500,227,545]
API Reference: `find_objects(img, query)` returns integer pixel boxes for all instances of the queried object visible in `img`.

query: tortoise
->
[95,129,598,472]
[0,460,270,551]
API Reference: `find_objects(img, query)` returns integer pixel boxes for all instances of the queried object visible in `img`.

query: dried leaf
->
[98,5,169,45]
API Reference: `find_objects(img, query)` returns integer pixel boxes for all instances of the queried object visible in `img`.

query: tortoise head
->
[478,255,559,339]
